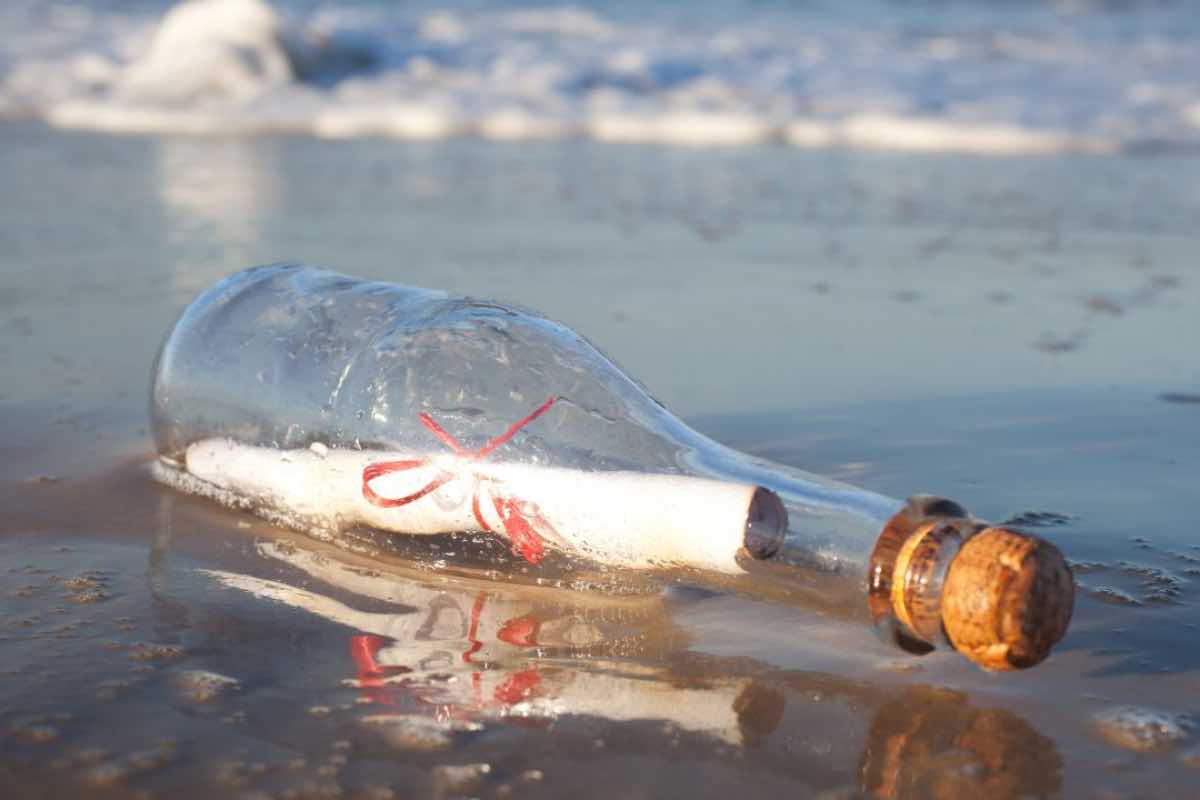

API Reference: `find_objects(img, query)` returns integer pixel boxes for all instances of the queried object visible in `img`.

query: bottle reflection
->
[862,688,1062,799]
[197,535,1060,798]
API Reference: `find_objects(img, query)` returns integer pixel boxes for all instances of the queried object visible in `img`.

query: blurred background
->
[6,0,1200,149]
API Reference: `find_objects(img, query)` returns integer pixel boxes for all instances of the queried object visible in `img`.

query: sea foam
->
[2,0,1199,153]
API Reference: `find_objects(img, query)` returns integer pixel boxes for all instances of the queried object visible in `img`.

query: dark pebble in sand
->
[69,589,110,604]
[1002,510,1075,528]
[85,741,178,786]
[212,759,270,788]
[61,573,111,604]
[96,679,133,701]
[5,316,34,337]
[64,574,103,589]
[1086,295,1125,315]
[1160,392,1200,405]
[16,724,60,743]
[1034,335,1084,354]
[74,748,111,765]
[129,643,185,661]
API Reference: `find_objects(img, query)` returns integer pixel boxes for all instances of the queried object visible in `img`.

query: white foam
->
[479,107,574,141]
[838,115,1114,156]
[4,0,1200,153]
[48,100,260,135]
[783,119,838,149]
[114,0,296,105]
[313,102,465,140]
[589,111,775,147]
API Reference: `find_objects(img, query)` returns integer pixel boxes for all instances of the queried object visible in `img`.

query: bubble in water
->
[433,762,492,794]
[170,670,240,704]
[360,714,481,751]
[1093,706,1195,752]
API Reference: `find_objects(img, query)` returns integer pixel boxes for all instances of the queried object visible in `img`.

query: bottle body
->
[152,265,898,576]
[152,265,1075,670]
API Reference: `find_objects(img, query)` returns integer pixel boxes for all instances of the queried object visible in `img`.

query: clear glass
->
[152,265,901,586]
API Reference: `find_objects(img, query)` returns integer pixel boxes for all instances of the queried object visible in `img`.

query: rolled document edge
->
[161,438,767,573]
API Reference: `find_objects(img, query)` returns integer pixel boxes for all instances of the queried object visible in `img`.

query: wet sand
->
[3,123,1200,798]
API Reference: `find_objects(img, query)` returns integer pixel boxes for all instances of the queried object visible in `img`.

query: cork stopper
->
[940,527,1075,671]
[869,497,1075,671]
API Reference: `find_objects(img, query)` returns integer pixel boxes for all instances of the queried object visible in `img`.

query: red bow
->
[362,396,558,563]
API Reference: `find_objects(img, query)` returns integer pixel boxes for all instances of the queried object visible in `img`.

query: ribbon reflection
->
[203,537,1061,798]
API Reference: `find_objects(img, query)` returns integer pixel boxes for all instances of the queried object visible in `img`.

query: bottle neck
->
[673,423,903,576]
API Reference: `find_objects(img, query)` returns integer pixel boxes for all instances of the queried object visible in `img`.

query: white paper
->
[171,438,757,573]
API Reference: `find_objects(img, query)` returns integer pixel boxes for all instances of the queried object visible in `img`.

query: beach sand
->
[3,122,1200,797]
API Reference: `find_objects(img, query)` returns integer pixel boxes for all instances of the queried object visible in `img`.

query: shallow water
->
[3,123,1200,797]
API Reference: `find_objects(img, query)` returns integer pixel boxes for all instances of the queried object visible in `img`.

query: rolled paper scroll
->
[166,437,770,574]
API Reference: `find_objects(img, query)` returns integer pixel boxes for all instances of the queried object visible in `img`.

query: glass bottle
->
[152,264,1073,669]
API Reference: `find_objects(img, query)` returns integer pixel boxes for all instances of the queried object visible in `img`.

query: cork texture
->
[940,527,1075,671]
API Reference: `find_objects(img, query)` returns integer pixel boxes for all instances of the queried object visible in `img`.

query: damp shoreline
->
[2,122,1200,797]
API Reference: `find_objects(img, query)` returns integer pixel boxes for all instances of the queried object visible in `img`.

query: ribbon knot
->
[362,396,558,564]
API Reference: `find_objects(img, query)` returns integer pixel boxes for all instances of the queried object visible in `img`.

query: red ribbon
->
[348,591,545,720]
[362,396,558,564]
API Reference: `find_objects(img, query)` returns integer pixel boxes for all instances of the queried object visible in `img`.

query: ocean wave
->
[3,0,1199,153]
